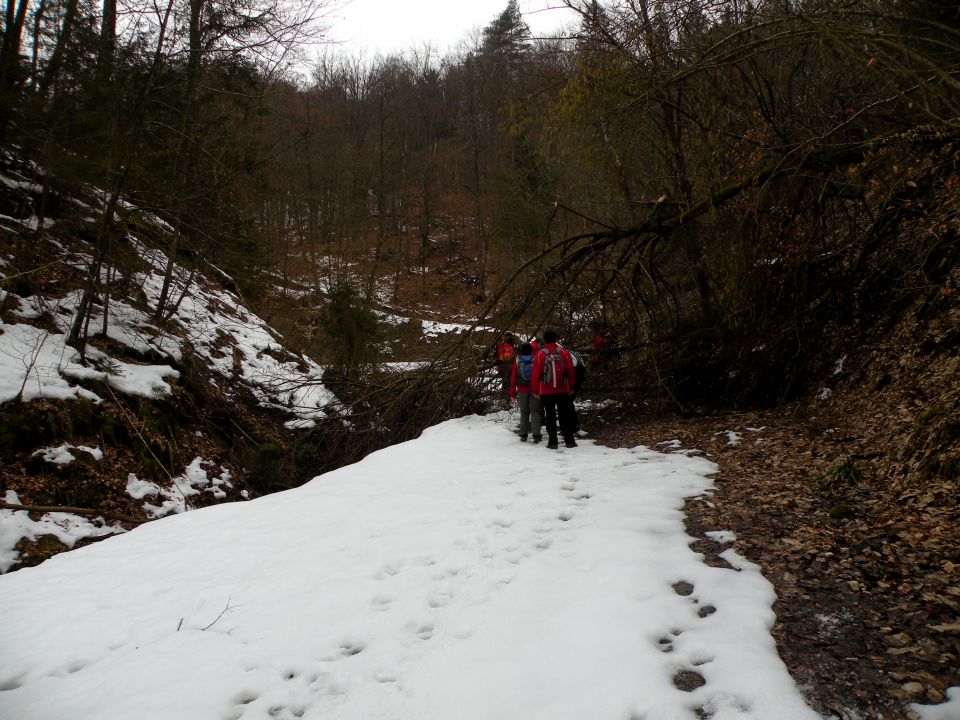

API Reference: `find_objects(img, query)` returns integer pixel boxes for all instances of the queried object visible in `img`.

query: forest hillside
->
[1,0,958,716]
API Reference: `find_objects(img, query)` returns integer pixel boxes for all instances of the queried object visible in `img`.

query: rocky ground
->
[592,405,959,720]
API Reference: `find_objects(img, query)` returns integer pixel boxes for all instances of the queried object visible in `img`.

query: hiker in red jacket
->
[509,342,542,443]
[494,332,516,401]
[531,329,577,449]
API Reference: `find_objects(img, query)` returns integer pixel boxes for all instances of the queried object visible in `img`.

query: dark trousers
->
[497,366,511,399]
[541,393,576,443]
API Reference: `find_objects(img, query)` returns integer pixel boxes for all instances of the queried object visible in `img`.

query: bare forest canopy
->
[2,0,959,411]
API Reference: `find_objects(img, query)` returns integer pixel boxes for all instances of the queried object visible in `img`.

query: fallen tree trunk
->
[0,501,143,525]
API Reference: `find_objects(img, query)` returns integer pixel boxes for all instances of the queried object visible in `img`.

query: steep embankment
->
[0,150,353,571]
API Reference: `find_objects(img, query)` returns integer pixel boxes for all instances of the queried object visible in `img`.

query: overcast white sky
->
[324,0,578,57]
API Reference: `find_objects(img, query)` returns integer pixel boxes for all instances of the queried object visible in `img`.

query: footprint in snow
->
[337,639,366,657]
[413,622,434,641]
[371,562,402,580]
[0,672,25,691]
[656,627,684,653]
[693,696,751,719]
[427,585,454,608]
[225,691,259,719]
[267,705,306,719]
[672,669,706,692]
[374,670,399,684]
[51,659,91,677]
[371,592,396,611]
[672,579,720,619]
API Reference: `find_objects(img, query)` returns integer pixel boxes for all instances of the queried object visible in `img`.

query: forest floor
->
[591,405,959,720]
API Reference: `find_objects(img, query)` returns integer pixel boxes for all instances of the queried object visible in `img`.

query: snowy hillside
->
[0,238,334,421]
[0,150,503,573]
[0,156,347,568]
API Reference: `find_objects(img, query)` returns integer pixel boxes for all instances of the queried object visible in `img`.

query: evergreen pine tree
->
[481,0,532,63]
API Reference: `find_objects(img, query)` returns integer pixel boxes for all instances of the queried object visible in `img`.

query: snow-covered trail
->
[0,413,819,720]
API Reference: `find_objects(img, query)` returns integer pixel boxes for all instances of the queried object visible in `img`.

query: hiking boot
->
[520,434,528,442]
[546,439,559,449]
[532,435,542,444]
[564,439,577,448]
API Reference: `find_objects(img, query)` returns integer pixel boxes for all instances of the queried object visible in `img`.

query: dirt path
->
[591,409,959,720]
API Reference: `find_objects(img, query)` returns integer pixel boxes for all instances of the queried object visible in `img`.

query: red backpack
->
[540,347,568,388]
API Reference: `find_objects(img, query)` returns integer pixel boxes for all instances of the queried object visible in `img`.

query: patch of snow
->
[706,530,736,544]
[10,295,45,319]
[125,473,160,501]
[717,430,742,446]
[103,358,179,399]
[0,174,43,193]
[578,398,622,412]
[422,319,476,338]
[0,491,124,573]
[816,387,832,400]
[912,687,960,720]
[374,310,410,325]
[285,418,316,430]
[126,459,233,517]
[0,323,104,404]
[382,361,429,372]
[31,444,76,465]
[31,444,102,465]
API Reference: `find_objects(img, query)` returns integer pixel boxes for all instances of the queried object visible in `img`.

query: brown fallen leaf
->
[929,623,960,634]
[888,646,922,656]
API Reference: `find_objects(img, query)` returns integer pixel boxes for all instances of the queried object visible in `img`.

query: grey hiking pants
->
[517,392,542,438]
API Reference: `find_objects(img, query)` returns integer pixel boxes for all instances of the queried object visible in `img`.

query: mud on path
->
[591,409,959,720]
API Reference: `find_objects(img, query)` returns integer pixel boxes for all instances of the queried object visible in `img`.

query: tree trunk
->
[97,0,116,82]
[0,0,30,136]
[39,0,80,97]
[29,0,46,80]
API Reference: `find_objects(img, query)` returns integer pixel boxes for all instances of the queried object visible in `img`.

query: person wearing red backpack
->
[531,329,577,449]
[494,332,516,401]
